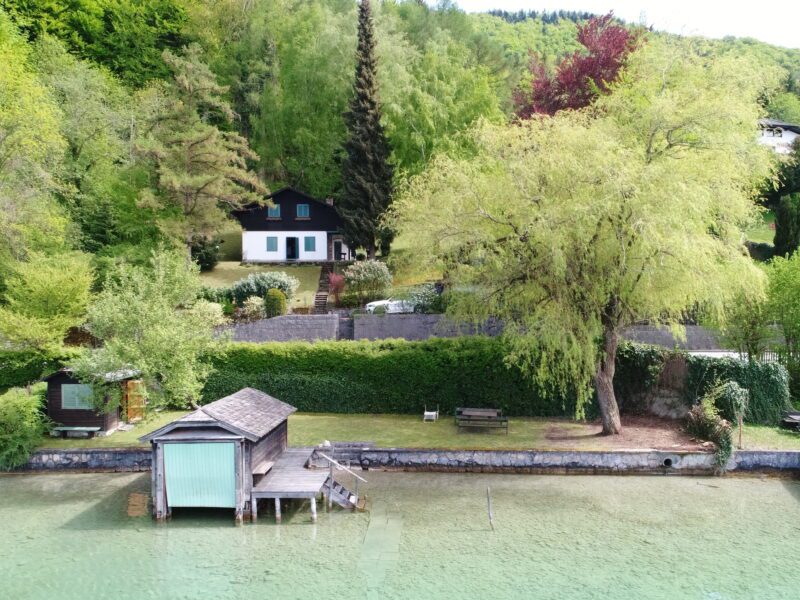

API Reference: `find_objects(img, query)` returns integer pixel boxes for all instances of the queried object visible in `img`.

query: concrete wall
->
[221,314,339,342]
[21,448,151,472]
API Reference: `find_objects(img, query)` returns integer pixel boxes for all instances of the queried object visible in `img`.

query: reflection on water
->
[1,472,799,600]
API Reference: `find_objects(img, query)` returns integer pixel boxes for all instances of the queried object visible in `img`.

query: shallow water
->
[1,472,799,600]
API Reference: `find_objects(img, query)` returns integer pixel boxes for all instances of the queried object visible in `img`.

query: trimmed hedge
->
[203,337,580,417]
[202,338,792,422]
[0,349,78,391]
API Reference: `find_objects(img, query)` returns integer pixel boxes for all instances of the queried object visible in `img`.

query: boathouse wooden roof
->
[140,388,296,443]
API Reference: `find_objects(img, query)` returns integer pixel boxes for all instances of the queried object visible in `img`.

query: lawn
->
[200,261,321,309]
[745,209,775,245]
[35,412,800,452]
[37,411,188,449]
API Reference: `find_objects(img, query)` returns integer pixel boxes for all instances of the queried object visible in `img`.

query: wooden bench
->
[455,408,509,434]
[252,459,275,477]
[50,426,101,439]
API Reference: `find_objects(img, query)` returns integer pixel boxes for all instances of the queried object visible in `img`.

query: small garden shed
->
[44,368,142,437]
[140,388,296,522]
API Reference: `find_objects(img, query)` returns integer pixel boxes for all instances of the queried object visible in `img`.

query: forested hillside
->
[2,0,800,336]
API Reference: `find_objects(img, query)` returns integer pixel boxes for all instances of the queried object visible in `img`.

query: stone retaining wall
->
[16,446,800,475]
[21,447,151,472]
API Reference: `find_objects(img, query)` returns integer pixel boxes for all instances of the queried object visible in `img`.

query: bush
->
[685,355,790,424]
[343,260,392,304]
[241,296,265,321]
[410,282,444,313]
[0,349,77,391]
[264,288,287,318]
[229,272,299,304]
[0,387,47,469]
[328,273,345,306]
[190,236,222,272]
[686,387,734,470]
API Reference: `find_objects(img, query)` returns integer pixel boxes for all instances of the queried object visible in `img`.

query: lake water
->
[1,472,799,599]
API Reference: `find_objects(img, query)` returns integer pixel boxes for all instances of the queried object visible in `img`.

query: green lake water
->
[1,472,799,600]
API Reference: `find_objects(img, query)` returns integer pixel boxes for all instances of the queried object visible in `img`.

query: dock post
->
[252,496,258,523]
[275,498,282,524]
[310,496,318,523]
[327,463,333,511]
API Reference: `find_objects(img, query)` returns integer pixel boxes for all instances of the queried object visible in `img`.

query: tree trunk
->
[595,327,622,435]
[367,241,376,260]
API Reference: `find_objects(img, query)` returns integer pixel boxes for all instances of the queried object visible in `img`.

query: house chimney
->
[325,197,334,206]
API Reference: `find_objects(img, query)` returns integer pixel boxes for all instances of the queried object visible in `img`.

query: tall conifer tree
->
[338,0,394,258]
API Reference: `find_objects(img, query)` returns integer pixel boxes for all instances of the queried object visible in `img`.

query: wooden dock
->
[251,448,329,523]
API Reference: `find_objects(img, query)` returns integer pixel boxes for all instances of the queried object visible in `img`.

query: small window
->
[267,204,280,218]
[62,384,93,410]
[296,204,310,218]
[266,236,278,252]
[304,236,316,252]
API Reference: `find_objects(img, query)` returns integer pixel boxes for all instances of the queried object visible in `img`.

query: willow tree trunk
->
[595,327,622,435]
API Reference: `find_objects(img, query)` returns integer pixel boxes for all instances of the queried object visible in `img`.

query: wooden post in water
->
[486,487,494,531]
[310,496,318,523]
[275,498,281,524]
[251,496,258,523]
[328,463,334,511]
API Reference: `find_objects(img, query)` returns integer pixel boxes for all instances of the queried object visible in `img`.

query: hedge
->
[203,337,581,417]
[0,349,78,392]
[685,356,791,425]
[202,339,791,422]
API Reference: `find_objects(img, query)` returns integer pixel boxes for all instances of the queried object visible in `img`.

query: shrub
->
[264,288,287,318]
[686,386,734,470]
[190,236,222,272]
[0,387,47,470]
[241,296,265,321]
[685,356,790,424]
[0,349,78,391]
[229,272,299,304]
[328,272,345,305]
[410,282,444,313]
[199,285,231,304]
[343,260,392,304]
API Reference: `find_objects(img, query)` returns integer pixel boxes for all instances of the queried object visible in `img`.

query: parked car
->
[364,298,416,314]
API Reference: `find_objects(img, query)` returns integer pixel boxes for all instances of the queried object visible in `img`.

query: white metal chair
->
[423,405,439,422]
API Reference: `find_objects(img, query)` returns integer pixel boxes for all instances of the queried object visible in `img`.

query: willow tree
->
[393,40,777,434]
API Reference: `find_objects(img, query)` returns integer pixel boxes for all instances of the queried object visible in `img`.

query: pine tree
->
[338,0,394,259]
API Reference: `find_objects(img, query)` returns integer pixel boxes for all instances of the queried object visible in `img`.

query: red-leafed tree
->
[514,14,639,118]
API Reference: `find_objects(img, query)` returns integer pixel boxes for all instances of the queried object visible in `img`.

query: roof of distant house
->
[43,367,140,383]
[140,388,296,443]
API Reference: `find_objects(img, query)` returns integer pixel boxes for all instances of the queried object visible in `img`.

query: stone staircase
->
[312,263,334,314]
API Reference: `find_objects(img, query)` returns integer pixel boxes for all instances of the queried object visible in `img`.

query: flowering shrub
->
[410,282,443,313]
[343,260,392,303]
[241,296,265,321]
[229,272,299,303]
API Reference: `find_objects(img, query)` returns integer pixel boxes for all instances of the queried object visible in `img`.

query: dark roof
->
[140,388,296,443]
[232,187,343,232]
[759,119,800,135]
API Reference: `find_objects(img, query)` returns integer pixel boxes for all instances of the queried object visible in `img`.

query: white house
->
[758,119,800,155]
[232,188,353,263]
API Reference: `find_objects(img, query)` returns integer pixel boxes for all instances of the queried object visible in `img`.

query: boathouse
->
[44,369,143,437]
[140,388,296,522]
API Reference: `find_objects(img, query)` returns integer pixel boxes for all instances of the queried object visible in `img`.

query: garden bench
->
[455,407,509,434]
[50,426,101,439]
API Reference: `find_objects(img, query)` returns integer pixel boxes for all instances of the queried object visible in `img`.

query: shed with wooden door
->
[43,368,144,438]
[140,388,296,522]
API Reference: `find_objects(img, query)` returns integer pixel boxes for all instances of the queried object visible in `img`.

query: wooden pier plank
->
[251,448,328,500]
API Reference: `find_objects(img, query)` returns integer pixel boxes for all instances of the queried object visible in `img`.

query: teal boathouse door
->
[163,442,236,508]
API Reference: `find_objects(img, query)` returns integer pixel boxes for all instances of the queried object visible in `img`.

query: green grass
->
[287,413,584,450]
[740,424,800,450]
[37,411,188,449]
[34,411,800,451]
[745,209,775,245]
[200,261,321,309]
